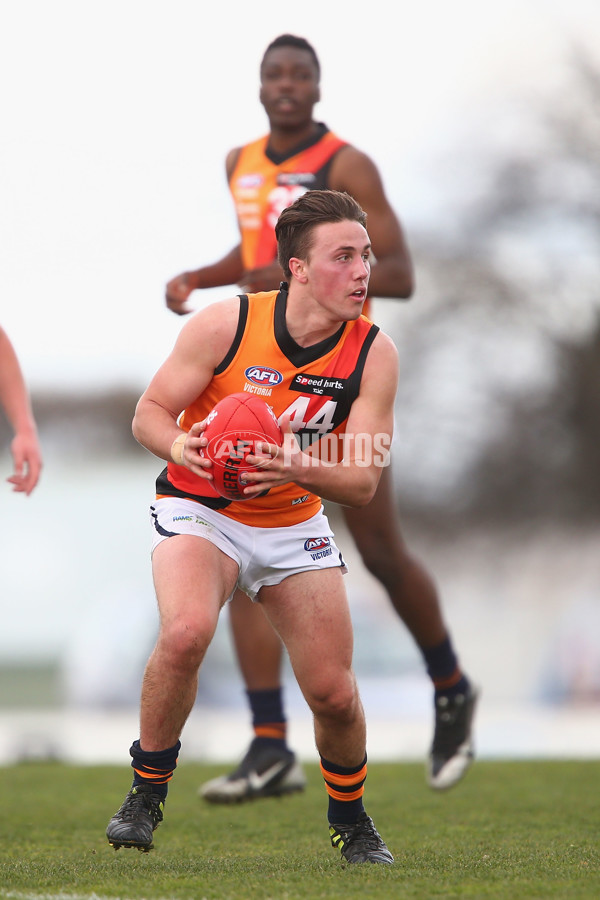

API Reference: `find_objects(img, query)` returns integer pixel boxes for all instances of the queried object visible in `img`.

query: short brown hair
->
[275,190,367,278]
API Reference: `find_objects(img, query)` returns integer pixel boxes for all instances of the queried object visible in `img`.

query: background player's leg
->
[342,464,478,790]
[199,589,305,803]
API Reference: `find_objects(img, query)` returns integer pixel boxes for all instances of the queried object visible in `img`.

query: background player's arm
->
[237,261,285,294]
[329,146,415,299]
[166,246,245,315]
[165,148,247,315]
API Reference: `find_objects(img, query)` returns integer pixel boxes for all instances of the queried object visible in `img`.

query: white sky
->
[1,0,598,392]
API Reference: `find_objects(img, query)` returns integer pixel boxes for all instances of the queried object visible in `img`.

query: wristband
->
[170,432,187,465]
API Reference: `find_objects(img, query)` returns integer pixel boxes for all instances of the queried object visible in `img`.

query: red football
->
[202,393,283,501]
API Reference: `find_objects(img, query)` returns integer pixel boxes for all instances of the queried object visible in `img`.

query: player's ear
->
[289,257,308,283]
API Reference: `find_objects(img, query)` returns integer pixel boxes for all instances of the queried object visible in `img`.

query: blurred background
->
[1,0,599,765]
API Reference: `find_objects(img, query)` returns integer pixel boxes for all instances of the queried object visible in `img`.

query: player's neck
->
[285,290,345,348]
[267,120,320,156]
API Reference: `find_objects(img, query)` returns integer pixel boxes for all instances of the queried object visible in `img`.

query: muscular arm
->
[133,298,240,468]
[243,331,399,507]
[328,146,415,299]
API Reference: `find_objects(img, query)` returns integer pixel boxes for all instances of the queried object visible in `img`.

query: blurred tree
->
[391,47,600,524]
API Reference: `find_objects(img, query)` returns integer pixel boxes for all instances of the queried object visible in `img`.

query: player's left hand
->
[241,418,304,495]
[8,433,42,495]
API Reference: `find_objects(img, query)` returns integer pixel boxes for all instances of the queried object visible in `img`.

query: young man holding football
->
[165,33,477,801]
[107,190,397,863]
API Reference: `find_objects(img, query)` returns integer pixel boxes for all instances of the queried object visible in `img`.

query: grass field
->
[0,760,598,900]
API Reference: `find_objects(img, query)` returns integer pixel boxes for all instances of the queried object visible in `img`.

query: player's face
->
[259,47,320,130]
[296,221,371,321]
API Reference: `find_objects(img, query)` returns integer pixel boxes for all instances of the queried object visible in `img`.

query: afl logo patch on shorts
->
[304,537,332,560]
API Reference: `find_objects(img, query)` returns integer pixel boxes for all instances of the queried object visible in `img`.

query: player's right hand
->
[166,273,194,315]
[238,263,284,294]
[181,420,213,480]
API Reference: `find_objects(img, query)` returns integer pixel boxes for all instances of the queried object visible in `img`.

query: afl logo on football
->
[244,366,284,387]
[304,537,331,552]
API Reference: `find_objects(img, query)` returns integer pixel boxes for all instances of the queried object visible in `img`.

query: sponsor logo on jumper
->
[304,536,332,560]
[276,172,316,187]
[245,366,283,387]
[290,374,347,397]
[292,494,310,506]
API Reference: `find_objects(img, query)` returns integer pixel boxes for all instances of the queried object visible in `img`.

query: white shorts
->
[149,497,347,601]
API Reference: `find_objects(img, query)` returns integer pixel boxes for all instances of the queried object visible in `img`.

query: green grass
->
[0,760,598,899]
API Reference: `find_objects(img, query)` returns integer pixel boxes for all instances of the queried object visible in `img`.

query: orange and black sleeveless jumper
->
[156,287,379,528]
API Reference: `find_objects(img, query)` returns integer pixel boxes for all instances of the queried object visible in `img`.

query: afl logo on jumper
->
[244,366,283,387]
[238,174,263,188]
[304,537,332,560]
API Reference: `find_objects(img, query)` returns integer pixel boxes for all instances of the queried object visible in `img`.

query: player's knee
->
[359,541,406,584]
[308,675,358,723]
[158,617,214,669]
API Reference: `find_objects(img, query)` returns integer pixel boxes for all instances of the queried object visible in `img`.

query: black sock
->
[422,636,470,698]
[246,688,287,748]
[321,755,367,825]
[129,739,181,800]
